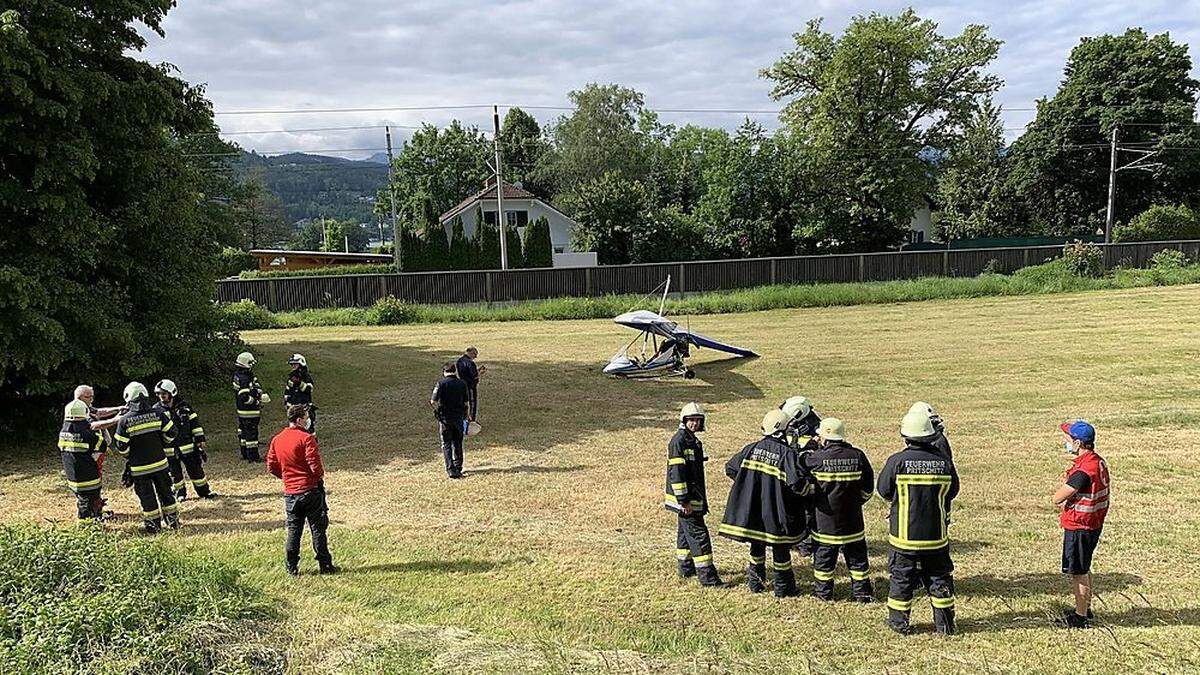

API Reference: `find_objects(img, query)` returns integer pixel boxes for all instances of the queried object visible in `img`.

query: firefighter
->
[908,401,952,460]
[58,399,106,521]
[284,353,317,433]
[781,396,821,555]
[1052,420,1109,629]
[113,382,180,533]
[234,351,269,462]
[154,379,214,500]
[718,409,813,597]
[802,418,875,602]
[877,409,960,635]
[664,402,724,587]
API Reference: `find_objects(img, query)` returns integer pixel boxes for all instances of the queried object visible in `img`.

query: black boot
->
[697,565,725,588]
[747,564,767,593]
[934,607,956,635]
[887,608,911,635]
[773,568,799,598]
[812,573,834,601]
[318,563,339,575]
[1054,609,1091,629]
[851,578,874,603]
[677,559,697,579]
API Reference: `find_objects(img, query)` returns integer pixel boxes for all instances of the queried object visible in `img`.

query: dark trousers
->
[285,488,333,570]
[169,452,210,498]
[675,514,719,583]
[73,489,103,520]
[439,420,464,476]
[237,417,261,462]
[812,538,872,599]
[887,548,955,633]
[133,470,178,533]
[467,386,478,421]
[749,541,797,596]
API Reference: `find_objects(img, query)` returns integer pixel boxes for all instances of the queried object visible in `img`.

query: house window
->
[483,211,497,226]
[553,247,565,254]
[506,210,528,228]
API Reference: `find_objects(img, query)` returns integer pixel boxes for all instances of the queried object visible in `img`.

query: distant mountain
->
[236,151,389,225]
[363,152,391,165]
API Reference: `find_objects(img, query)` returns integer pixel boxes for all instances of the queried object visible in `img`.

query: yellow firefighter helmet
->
[761,409,790,436]
[64,399,89,421]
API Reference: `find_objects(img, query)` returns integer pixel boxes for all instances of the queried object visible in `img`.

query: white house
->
[438,178,596,267]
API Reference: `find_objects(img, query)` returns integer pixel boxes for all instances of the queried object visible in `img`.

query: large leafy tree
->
[934,99,1012,240]
[378,121,491,232]
[232,169,289,249]
[570,172,650,265]
[499,107,549,197]
[763,11,1002,250]
[1005,29,1200,235]
[0,1,237,422]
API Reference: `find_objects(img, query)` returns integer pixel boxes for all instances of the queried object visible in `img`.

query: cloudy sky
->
[139,0,1200,159]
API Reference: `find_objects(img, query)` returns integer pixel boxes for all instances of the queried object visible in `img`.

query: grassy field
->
[4,284,1200,673]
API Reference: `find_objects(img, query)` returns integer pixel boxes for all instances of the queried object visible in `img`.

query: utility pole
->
[493,105,508,270]
[385,126,401,270]
[1104,126,1118,243]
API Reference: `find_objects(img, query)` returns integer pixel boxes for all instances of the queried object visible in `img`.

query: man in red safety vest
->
[1052,420,1110,629]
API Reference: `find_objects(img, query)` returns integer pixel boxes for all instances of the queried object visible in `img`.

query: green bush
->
[1060,240,1104,278]
[0,524,282,673]
[239,263,395,279]
[217,299,279,331]
[218,247,258,278]
[370,296,420,325]
[1113,204,1200,242]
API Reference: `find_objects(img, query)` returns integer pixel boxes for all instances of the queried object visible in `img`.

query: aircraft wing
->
[674,329,757,358]
[613,310,677,339]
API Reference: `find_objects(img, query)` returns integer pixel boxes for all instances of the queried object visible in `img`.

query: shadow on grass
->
[958,605,1200,634]
[468,464,587,476]
[344,559,504,575]
[957,571,1143,599]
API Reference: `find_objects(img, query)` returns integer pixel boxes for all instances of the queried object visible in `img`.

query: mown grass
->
[220,253,1200,331]
[4,284,1200,672]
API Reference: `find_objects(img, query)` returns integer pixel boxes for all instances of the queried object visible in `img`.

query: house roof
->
[439,180,538,222]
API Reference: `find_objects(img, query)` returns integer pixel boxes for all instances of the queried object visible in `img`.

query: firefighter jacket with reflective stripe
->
[801,440,874,544]
[234,368,263,418]
[931,428,952,461]
[58,420,105,493]
[285,367,314,406]
[787,411,821,452]
[664,426,708,515]
[155,399,206,455]
[113,397,176,477]
[718,434,813,544]
[1061,450,1110,531]
[877,439,959,552]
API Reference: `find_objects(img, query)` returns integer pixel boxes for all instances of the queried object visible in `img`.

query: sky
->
[138,0,1200,160]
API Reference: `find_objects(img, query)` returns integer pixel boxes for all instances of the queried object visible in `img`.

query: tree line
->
[377,12,1200,265]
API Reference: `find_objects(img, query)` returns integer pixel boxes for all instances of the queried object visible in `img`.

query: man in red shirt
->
[1052,420,1109,628]
[267,404,336,576]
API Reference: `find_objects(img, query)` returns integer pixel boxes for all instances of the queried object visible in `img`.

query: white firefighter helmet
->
[288,353,307,368]
[901,409,936,439]
[679,402,706,431]
[236,351,256,368]
[761,409,790,436]
[817,417,845,441]
[781,396,812,421]
[122,381,149,402]
[908,401,935,418]
[154,379,178,397]
[64,399,89,421]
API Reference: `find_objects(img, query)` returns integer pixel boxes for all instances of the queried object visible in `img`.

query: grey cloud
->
[140,0,1200,157]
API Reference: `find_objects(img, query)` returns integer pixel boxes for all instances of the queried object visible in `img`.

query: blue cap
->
[1060,420,1095,443]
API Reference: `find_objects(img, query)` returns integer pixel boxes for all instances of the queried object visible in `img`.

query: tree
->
[473,210,502,269]
[505,224,525,268]
[934,100,1011,240]
[633,206,711,263]
[290,220,324,251]
[0,1,238,424]
[763,11,1002,251]
[539,84,658,211]
[522,217,554,268]
[1006,29,1200,235]
[448,217,472,270]
[1113,204,1200,242]
[571,172,650,265]
[232,169,291,249]
[423,223,450,269]
[499,107,550,197]
[377,121,492,234]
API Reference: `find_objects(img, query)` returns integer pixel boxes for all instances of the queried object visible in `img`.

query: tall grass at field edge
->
[217,254,1200,331]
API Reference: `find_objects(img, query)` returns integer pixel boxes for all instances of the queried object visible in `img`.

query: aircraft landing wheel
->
[684,370,696,379]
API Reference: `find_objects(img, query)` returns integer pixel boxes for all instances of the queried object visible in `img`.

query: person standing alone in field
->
[665,403,724,587]
[1053,420,1109,629]
[456,346,485,422]
[267,404,336,576]
[430,362,469,479]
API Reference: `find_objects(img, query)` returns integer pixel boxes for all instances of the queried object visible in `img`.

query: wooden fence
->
[215,240,1200,312]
